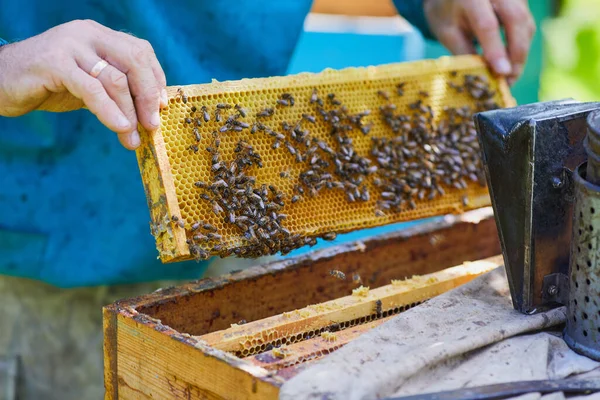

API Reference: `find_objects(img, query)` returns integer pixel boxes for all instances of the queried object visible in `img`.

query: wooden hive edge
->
[103,304,283,399]
[136,124,189,262]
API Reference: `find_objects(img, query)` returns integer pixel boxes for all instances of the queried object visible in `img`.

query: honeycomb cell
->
[138,55,514,261]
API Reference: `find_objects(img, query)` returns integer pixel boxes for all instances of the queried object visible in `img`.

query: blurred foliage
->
[540,0,600,101]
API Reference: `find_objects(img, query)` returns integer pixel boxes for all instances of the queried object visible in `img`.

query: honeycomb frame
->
[136,55,515,262]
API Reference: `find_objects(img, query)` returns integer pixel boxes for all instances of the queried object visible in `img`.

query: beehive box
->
[103,207,503,399]
[137,55,515,262]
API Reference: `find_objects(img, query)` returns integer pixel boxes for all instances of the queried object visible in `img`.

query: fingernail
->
[151,112,160,128]
[130,130,141,148]
[161,89,168,108]
[493,58,512,75]
[118,115,130,129]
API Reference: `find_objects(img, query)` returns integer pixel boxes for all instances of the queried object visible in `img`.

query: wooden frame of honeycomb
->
[137,55,515,262]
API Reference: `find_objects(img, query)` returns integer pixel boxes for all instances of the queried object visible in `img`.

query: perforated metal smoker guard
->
[475,100,600,314]
[137,55,515,263]
[565,163,600,360]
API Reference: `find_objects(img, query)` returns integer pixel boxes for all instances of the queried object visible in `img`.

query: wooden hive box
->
[103,207,503,399]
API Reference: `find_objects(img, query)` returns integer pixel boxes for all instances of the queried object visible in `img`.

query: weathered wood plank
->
[114,314,281,399]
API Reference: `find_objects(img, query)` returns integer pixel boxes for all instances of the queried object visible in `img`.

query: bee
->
[322,232,336,241]
[377,90,390,100]
[276,98,290,107]
[176,88,187,103]
[201,106,210,122]
[280,171,290,179]
[352,273,362,285]
[360,123,373,135]
[193,234,207,242]
[302,113,316,124]
[395,81,406,93]
[215,109,222,122]
[237,319,247,325]
[216,103,231,109]
[184,117,192,124]
[281,92,295,106]
[310,88,319,103]
[291,195,300,203]
[194,248,210,261]
[284,141,296,155]
[271,140,281,150]
[462,195,469,207]
[215,137,221,148]
[212,203,223,214]
[193,128,201,142]
[191,222,201,231]
[234,104,247,117]
[187,144,199,153]
[329,270,346,280]
[419,90,430,98]
[256,108,274,118]
[194,181,207,189]
[374,299,382,315]
[203,223,217,232]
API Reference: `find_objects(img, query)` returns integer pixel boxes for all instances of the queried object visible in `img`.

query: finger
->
[435,26,477,55]
[60,65,140,150]
[464,0,512,76]
[148,51,168,109]
[76,55,139,135]
[493,0,536,81]
[92,32,162,132]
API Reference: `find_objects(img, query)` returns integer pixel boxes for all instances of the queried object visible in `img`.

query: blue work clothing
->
[0,0,429,287]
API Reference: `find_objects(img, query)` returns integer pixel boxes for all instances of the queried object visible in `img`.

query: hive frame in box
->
[136,55,515,263]
[104,207,501,400]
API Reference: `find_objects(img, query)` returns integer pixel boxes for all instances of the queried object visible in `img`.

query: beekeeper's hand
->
[424,0,535,85]
[0,19,168,150]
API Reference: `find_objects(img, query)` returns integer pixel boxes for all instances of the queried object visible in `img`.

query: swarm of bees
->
[172,71,499,259]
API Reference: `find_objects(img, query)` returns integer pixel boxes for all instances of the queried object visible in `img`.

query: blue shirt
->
[0,0,428,287]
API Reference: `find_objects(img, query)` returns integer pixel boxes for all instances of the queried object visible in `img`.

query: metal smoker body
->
[475,100,600,359]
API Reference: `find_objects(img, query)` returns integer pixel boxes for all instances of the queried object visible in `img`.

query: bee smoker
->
[475,100,600,360]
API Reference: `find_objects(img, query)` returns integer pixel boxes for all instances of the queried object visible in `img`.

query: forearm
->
[392,0,435,40]
[0,39,39,117]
